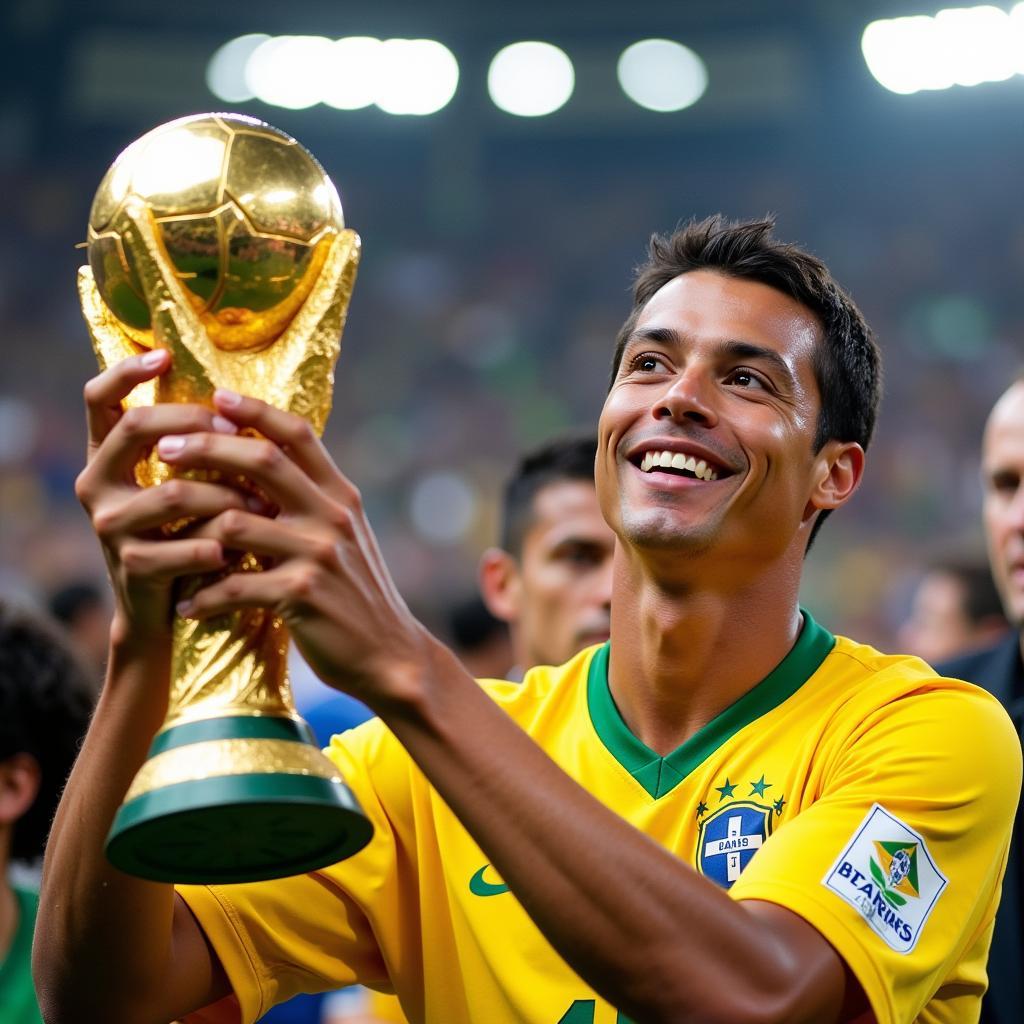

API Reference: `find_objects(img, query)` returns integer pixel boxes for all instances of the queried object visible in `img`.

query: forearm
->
[382,643,836,1024]
[34,631,181,1022]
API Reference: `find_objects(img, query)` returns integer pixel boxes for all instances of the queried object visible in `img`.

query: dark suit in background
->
[940,632,1024,1024]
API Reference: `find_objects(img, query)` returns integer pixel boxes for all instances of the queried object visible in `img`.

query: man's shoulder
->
[826,634,1015,736]
[478,645,600,723]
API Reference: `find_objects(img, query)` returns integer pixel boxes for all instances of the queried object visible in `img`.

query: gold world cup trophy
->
[80,112,372,883]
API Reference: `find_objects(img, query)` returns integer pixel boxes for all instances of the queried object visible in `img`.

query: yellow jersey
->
[179,612,1021,1024]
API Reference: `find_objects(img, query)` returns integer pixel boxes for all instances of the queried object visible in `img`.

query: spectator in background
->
[478,435,615,676]
[47,580,110,691]
[898,558,1008,664]
[0,599,94,1023]
[938,374,1024,1024]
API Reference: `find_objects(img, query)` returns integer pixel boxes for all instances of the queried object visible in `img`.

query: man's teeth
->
[639,450,719,480]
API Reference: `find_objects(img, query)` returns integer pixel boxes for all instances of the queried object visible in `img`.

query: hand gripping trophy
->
[80,112,372,883]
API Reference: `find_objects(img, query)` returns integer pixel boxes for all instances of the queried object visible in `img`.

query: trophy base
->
[106,715,374,884]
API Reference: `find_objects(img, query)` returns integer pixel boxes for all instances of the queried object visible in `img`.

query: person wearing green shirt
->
[0,600,93,1023]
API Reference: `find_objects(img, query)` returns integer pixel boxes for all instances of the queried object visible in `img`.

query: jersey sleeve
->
[728,679,1022,1024]
[177,719,409,1024]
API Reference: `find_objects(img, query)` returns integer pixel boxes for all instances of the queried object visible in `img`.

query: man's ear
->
[479,548,523,625]
[803,441,865,522]
[0,753,41,827]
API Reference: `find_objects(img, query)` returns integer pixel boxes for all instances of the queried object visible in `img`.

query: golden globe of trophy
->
[80,112,372,883]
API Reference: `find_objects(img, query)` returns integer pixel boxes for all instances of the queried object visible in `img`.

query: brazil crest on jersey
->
[179,610,1021,1024]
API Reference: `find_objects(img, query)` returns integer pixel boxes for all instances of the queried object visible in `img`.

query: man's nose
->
[653,367,718,428]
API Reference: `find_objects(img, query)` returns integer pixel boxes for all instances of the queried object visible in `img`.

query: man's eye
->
[990,472,1020,495]
[630,353,664,373]
[727,369,764,389]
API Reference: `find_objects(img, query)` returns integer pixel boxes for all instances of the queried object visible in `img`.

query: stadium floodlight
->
[863,4,1024,94]
[617,39,708,112]
[245,35,334,109]
[206,34,270,103]
[322,37,383,110]
[487,41,575,117]
[375,39,460,115]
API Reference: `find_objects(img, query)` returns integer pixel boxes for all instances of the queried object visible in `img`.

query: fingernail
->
[158,435,186,456]
[215,388,242,408]
[141,350,166,369]
[175,599,193,617]
[212,415,238,435]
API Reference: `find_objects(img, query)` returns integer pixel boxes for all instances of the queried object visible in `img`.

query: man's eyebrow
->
[624,329,797,388]
[721,340,796,388]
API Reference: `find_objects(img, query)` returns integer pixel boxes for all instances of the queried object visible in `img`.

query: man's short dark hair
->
[501,436,597,557]
[611,215,882,545]
[0,599,94,861]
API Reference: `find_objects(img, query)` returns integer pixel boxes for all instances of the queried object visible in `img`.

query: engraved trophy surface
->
[80,112,372,883]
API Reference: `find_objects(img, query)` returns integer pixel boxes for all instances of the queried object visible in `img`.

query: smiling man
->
[37,216,1021,1024]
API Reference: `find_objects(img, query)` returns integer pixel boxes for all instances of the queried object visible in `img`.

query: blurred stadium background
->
[2,0,1023,649]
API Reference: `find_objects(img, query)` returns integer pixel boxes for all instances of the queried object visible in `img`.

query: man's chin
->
[618,511,716,554]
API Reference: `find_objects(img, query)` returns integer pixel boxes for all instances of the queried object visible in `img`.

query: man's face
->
[597,270,830,561]
[982,382,1024,628]
[515,480,615,668]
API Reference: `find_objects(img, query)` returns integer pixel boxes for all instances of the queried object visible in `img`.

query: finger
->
[191,508,319,559]
[85,404,238,491]
[94,479,254,538]
[156,431,324,512]
[120,537,225,582]
[211,390,348,496]
[83,349,169,450]
[176,566,293,619]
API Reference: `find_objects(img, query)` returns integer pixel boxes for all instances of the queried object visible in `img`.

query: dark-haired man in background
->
[939,375,1024,1024]
[479,435,613,676]
[0,599,93,1023]
[39,216,1021,1023]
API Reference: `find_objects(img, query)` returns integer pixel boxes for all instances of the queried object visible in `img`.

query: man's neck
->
[607,551,804,756]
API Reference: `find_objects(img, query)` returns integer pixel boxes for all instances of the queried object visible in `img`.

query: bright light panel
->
[322,37,382,110]
[617,39,708,111]
[245,36,334,109]
[376,39,459,115]
[207,34,270,103]
[863,4,1024,94]
[488,41,575,117]
[208,35,460,115]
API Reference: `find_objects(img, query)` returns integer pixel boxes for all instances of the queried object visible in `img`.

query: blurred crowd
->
[2,146,1023,653]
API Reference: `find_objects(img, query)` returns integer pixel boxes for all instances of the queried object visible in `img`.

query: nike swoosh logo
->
[469,864,510,896]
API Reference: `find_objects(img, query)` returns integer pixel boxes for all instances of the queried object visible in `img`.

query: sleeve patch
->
[821,803,947,954]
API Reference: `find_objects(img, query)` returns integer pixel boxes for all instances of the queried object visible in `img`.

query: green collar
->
[587,610,835,799]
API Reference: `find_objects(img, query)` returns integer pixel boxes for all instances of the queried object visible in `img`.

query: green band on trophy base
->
[148,714,317,756]
[107,772,373,884]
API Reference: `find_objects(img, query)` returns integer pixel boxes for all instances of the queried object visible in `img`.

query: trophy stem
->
[105,606,373,883]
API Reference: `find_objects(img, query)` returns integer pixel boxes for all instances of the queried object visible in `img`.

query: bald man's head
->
[982,376,1024,629]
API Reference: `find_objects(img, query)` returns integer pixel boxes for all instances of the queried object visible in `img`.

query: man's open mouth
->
[636,449,722,482]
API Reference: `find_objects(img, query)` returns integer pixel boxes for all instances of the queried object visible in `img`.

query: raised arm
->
[164,393,864,1024]
[33,352,239,1024]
